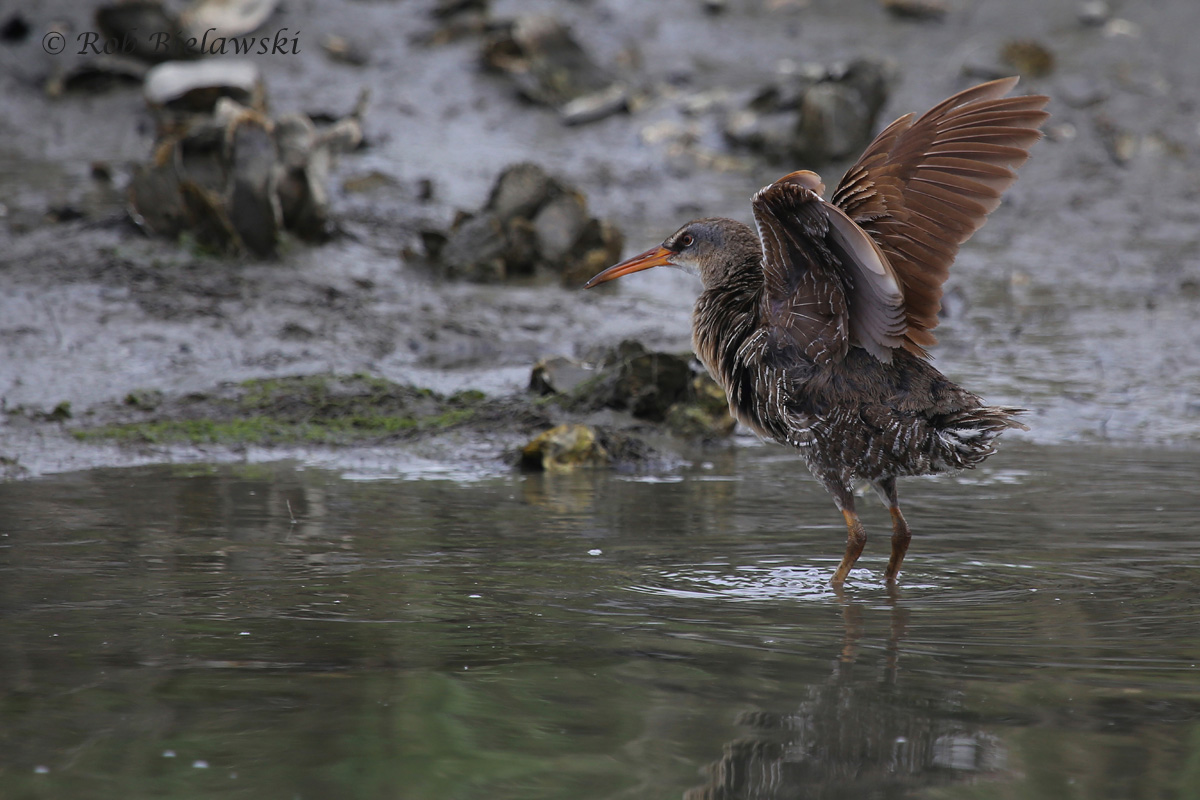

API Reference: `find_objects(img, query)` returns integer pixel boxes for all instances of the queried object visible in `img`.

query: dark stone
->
[124,389,164,410]
[95,1,192,62]
[51,56,148,95]
[46,205,85,223]
[612,351,693,421]
[440,212,510,281]
[1000,40,1056,78]
[227,113,281,257]
[0,13,30,43]
[882,0,948,20]
[128,160,188,238]
[46,402,72,422]
[179,181,242,254]
[432,0,488,18]
[487,162,559,222]
[503,216,541,276]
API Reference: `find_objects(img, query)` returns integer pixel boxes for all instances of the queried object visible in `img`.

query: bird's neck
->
[692,257,763,393]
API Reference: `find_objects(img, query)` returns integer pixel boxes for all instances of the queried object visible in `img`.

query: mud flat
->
[2,0,1199,479]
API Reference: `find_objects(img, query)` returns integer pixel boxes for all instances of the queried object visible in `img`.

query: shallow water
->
[1,443,1198,799]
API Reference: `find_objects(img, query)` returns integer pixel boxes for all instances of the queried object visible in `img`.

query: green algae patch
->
[74,374,483,447]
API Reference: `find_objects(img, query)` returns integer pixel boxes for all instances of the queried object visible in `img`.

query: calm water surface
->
[1,444,1198,799]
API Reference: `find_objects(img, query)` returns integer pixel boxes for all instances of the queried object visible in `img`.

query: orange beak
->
[583,245,673,289]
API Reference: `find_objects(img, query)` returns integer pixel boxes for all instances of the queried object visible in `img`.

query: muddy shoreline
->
[2,0,1199,480]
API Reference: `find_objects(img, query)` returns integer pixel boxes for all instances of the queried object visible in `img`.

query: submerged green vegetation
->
[74,374,485,446]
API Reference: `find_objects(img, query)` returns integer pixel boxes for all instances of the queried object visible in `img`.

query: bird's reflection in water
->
[685,591,1005,800]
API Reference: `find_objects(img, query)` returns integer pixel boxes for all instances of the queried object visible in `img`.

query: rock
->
[559,83,630,126]
[520,424,610,471]
[322,34,369,66]
[96,1,191,62]
[664,373,734,439]
[530,357,595,396]
[559,218,623,286]
[0,13,30,43]
[341,171,398,194]
[797,83,870,163]
[488,162,558,222]
[421,0,489,45]
[1095,115,1138,165]
[584,342,691,419]
[439,213,510,280]
[129,75,366,253]
[226,109,280,257]
[1077,0,1111,26]
[46,204,85,224]
[274,112,317,168]
[532,191,590,261]
[724,58,892,165]
[128,157,188,238]
[423,162,623,285]
[416,178,435,202]
[482,16,626,125]
[48,56,148,97]
[433,0,488,18]
[46,402,72,422]
[534,341,736,437]
[724,109,803,163]
[124,389,164,410]
[1000,40,1055,78]
[881,0,947,20]
[179,180,242,254]
[273,114,323,239]
[610,350,694,421]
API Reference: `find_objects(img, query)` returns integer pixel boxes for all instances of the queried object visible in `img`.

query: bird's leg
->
[832,507,867,584]
[828,484,866,585]
[873,477,911,582]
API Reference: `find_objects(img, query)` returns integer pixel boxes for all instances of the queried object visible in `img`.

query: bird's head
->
[584,217,759,291]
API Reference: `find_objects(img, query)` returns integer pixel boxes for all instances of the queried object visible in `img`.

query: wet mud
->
[2,0,1200,479]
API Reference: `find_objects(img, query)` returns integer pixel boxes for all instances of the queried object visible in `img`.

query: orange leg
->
[884,506,912,581]
[874,477,912,583]
[831,508,867,584]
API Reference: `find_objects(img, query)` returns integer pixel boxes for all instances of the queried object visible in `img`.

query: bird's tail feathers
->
[934,406,1027,470]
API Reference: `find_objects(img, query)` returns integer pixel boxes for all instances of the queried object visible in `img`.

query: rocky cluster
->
[418,163,623,285]
[520,341,735,471]
[723,59,893,165]
[128,62,366,256]
[481,15,630,126]
[533,341,735,434]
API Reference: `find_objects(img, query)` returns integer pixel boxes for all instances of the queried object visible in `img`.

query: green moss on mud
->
[73,374,481,446]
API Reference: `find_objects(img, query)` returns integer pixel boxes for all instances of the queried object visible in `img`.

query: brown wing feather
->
[751,176,906,366]
[831,78,1049,356]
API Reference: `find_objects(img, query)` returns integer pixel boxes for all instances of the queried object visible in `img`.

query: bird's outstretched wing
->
[751,171,907,366]
[832,77,1050,356]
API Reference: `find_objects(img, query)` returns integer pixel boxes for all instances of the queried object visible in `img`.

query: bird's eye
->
[679,234,695,248]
